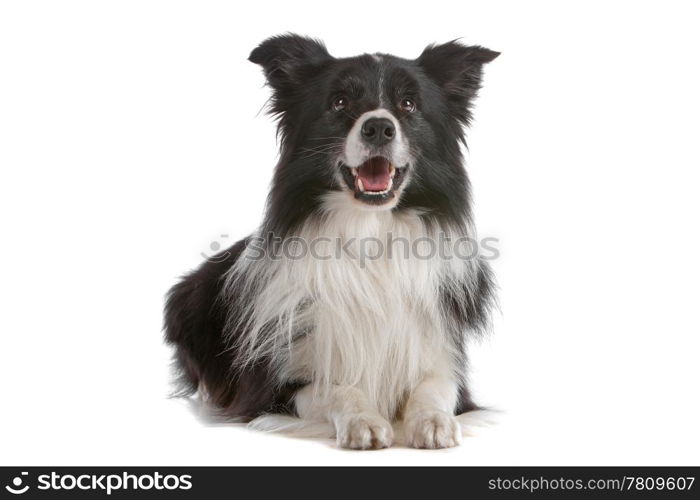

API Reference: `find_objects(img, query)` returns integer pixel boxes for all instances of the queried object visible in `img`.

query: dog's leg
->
[295,384,393,450]
[403,374,462,449]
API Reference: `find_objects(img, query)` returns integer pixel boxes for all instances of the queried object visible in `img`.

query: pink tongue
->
[358,158,391,191]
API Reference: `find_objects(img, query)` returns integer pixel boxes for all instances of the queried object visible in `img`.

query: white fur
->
[341,108,411,168]
[296,384,393,449]
[224,193,481,448]
[248,409,501,446]
[402,374,462,448]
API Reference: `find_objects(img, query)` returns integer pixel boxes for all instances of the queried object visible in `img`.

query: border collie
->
[164,34,498,449]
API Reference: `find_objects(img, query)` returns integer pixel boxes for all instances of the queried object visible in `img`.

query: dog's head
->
[250,34,498,226]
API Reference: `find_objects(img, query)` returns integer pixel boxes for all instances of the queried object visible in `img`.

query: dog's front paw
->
[404,410,462,449]
[336,412,393,450]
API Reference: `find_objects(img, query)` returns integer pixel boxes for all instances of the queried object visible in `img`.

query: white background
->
[1,0,699,466]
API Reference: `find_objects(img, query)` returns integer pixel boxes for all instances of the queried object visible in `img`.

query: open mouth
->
[341,156,407,205]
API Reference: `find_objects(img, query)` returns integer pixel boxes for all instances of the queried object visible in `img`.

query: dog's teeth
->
[357,178,365,192]
[386,178,393,192]
[350,167,358,177]
[389,165,395,178]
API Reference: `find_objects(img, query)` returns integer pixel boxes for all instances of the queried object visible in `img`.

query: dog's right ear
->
[249,34,332,92]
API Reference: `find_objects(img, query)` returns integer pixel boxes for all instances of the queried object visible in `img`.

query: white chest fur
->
[227,194,474,419]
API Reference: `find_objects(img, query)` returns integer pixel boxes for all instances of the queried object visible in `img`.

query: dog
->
[164,34,498,449]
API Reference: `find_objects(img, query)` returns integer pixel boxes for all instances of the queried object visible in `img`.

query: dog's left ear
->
[249,34,332,91]
[418,41,499,121]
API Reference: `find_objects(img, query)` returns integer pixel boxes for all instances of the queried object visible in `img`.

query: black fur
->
[164,239,301,420]
[164,34,497,420]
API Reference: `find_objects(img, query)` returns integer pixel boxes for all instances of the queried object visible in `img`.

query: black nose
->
[361,117,395,146]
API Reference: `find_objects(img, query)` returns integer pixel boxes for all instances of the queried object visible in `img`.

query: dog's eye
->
[332,96,348,111]
[399,98,416,113]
